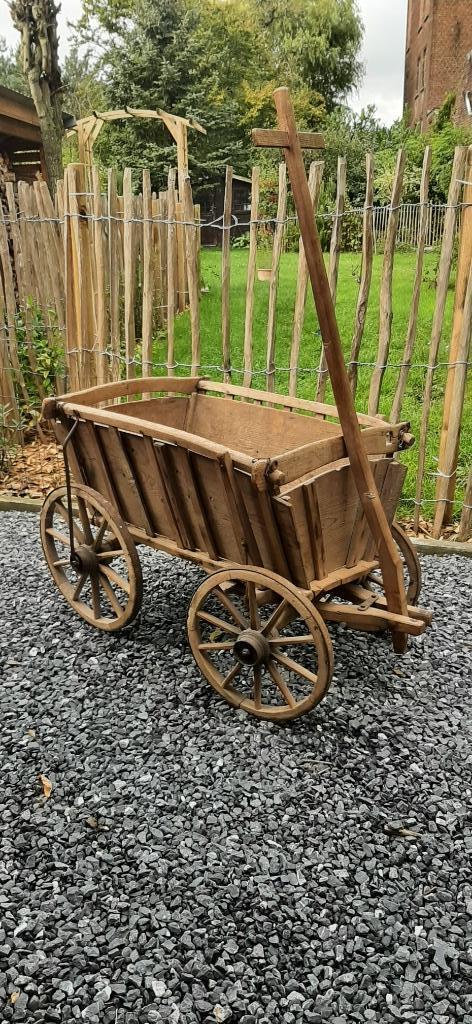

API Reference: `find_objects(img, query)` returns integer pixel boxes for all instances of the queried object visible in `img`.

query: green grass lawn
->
[157,248,471,518]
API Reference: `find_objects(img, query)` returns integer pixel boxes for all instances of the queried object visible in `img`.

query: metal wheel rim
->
[40,484,142,631]
[188,568,333,721]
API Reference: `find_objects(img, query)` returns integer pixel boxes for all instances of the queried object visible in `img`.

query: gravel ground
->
[0,510,471,1024]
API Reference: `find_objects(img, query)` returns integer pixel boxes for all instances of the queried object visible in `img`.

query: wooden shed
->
[199,173,251,247]
[0,84,47,184]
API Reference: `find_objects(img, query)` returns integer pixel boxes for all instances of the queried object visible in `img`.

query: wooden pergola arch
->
[68,106,206,196]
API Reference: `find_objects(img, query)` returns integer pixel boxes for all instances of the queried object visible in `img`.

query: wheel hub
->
[70,543,98,574]
[234,629,270,667]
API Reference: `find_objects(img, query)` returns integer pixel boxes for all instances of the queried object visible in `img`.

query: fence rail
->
[0,144,471,540]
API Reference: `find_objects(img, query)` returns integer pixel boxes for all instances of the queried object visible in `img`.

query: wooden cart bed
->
[43,376,410,593]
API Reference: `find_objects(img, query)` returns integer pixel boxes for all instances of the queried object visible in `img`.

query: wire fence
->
[0,145,471,541]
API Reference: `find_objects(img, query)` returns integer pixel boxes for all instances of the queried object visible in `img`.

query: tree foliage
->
[74,0,364,194]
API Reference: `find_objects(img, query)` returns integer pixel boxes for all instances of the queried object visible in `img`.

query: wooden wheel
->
[40,484,143,631]
[363,522,422,605]
[187,568,333,721]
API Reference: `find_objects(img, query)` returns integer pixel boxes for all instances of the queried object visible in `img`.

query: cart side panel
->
[187,394,341,458]
[108,396,189,429]
[280,456,408,581]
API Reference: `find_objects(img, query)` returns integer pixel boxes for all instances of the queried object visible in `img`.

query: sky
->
[0,0,408,126]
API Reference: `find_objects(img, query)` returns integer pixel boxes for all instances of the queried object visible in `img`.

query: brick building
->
[404,0,472,130]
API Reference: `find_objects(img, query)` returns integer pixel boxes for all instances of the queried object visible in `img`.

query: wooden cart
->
[39,89,432,721]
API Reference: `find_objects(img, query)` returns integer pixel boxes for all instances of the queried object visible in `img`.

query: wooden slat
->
[182,176,200,374]
[434,145,472,533]
[368,149,406,415]
[432,253,472,537]
[252,129,324,150]
[0,198,29,403]
[123,168,136,379]
[56,375,201,407]
[221,164,233,382]
[272,493,312,587]
[302,482,326,579]
[107,169,121,382]
[196,378,389,426]
[142,168,154,380]
[136,434,181,543]
[316,156,346,401]
[175,197,186,313]
[266,163,287,392]
[289,160,324,396]
[73,419,117,505]
[243,165,260,387]
[166,170,177,375]
[96,425,153,534]
[413,146,467,533]
[348,152,374,396]
[152,440,192,548]
[390,146,431,422]
[218,451,260,565]
[91,167,108,386]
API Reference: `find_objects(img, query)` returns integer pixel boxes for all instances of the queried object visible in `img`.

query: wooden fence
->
[0,146,471,539]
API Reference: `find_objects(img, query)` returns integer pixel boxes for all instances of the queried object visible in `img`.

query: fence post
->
[221,164,233,382]
[433,146,472,537]
[243,165,260,388]
[413,146,467,533]
[433,145,472,533]
[289,160,324,397]
[142,168,154,381]
[316,155,346,401]
[166,169,177,377]
[348,152,374,397]
[390,146,431,423]
[183,176,200,375]
[266,162,287,392]
[368,149,405,416]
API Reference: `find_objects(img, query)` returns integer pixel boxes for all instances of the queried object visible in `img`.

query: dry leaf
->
[10,992,20,1005]
[38,773,52,799]
[27,728,36,738]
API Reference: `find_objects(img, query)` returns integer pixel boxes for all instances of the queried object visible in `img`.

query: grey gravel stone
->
[0,513,470,1024]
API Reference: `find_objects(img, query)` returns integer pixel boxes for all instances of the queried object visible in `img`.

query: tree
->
[10,0,64,190]
[256,0,364,110]
[0,36,28,93]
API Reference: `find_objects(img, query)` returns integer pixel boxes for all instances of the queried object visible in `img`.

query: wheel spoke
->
[214,588,248,629]
[272,651,318,685]
[46,526,71,547]
[93,517,109,551]
[267,662,296,707]
[252,665,262,709]
[76,497,94,544]
[90,574,101,619]
[99,575,124,617]
[197,610,240,636]
[72,572,87,602]
[221,661,241,690]
[99,563,130,594]
[246,582,260,629]
[267,634,313,646]
[261,598,288,636]
[52,558,70,568]
[54,502,85,543]
[96,549,125,562]
[198,641,235,651]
